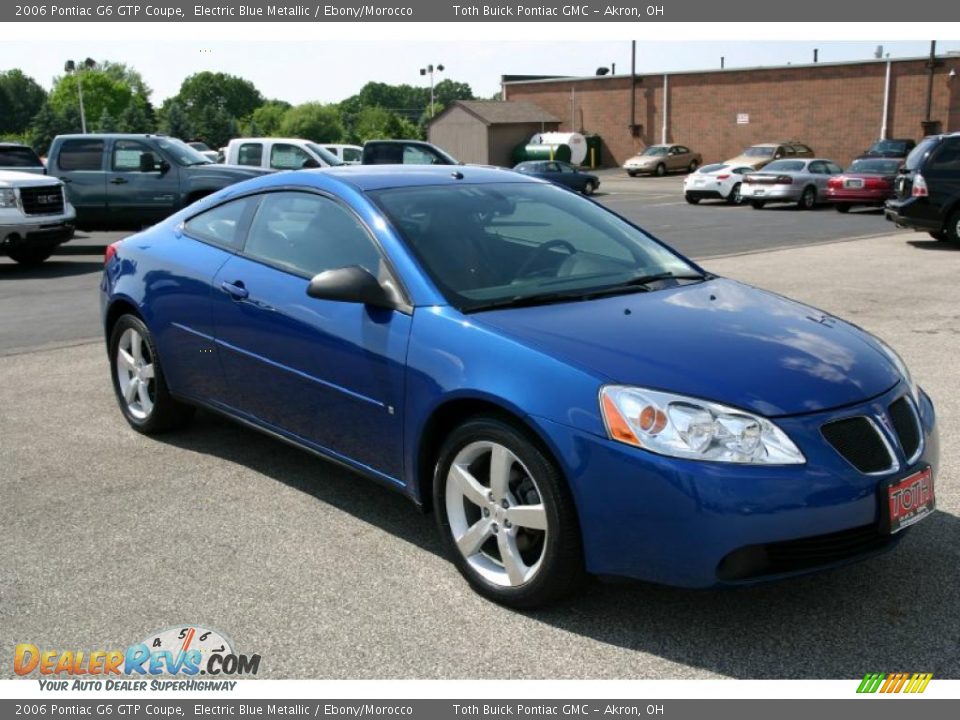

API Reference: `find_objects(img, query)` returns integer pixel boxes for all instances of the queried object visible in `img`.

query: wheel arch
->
[413,395,565,513]
[104,296,144,342]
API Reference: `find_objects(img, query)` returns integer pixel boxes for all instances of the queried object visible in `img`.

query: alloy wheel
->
[116,327,156,420]
[445,441,548,588]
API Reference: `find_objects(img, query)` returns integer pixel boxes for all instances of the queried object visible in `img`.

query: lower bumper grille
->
[717,524,895,582]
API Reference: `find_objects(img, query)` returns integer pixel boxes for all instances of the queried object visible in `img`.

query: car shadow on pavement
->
[533,510,960,678]
[0,259,104,278]
[907,239,960,252]
[159,410,960,679]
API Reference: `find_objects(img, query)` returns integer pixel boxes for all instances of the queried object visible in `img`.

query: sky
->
[2,40,959,107]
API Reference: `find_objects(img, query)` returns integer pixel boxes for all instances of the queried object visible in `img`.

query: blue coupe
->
[101,166,938,608]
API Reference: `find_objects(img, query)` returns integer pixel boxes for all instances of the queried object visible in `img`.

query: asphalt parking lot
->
[1,184,958,679]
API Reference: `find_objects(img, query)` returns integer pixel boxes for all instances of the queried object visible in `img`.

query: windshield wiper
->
[466,273,709,313]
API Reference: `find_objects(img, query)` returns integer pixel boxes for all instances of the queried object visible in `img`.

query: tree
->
[48,71,133,130]
[27,102,82,155]
[191,104,235,148]
[247,100,290,136]
[352,106,420,143]
[117,97,151,133]
[0,69,47,135]
[432,79,474,107]
[158,100,193,139]
[174,72,263,124]
[97,108,117,133]
[278,103,344,143]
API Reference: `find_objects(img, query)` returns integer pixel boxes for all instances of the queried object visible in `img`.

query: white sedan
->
[683,163,753,205]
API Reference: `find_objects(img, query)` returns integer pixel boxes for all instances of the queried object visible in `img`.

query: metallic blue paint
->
[101,166,939,588]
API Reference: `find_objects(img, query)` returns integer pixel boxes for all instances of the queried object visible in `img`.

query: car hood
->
[471,278,900,417]
[0,169,60,187]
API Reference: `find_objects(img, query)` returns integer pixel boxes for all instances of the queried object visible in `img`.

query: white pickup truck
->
[224,138,342,171]
[1,163,76,265]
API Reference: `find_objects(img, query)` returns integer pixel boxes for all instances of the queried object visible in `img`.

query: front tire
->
[688,160,699,173]
[7,246,53,266]
[109,314,194,434]
[654,163,666,177]
[434,416,585,609]
[582,181,596,195]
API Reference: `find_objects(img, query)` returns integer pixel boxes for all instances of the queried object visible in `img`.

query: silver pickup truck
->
[0,143,76,266]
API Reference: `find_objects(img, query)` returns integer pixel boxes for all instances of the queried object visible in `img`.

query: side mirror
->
[139,153,157,173]
[302,158,321,169]
[306,266,396,309]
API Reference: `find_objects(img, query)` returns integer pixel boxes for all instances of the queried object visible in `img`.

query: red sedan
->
[826,157,902,212]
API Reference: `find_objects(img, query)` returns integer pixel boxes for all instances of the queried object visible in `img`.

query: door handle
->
[110,177,129,185]
[220,280,249,300]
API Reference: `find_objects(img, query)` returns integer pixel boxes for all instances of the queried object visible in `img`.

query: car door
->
[923,137,960,226]
[52,138,108,227]
[669,146,687,171]
[107,139,180,227]
[211,190,412,481]
[807,161,833,195]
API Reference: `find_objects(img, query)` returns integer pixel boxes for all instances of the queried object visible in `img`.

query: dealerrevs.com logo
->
[14,625,261,691]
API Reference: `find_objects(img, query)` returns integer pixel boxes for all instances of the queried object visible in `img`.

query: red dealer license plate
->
[884,467,935,534]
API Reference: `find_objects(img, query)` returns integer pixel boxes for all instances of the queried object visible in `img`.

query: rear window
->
[699,163,728,174]
[763,160,805,172]
[57,139,104,171]
[0,145,43,168]
[237,143,263,167]
[847,158,901,175]
[903,137,940,171]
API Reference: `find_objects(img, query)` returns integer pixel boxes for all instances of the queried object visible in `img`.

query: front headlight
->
[0,189,17,208]
[600,385,805,464]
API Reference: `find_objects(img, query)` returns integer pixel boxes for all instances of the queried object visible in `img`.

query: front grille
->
[889,396,921,461]
[821,416,894,474]
[717,524,895,581]
[19,186,64,216]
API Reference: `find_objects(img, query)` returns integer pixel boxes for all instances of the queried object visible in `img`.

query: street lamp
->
[419,63,445,118]
[64,58,96,134]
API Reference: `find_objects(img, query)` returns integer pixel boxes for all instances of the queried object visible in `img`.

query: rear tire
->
[946,211,960,246]
[929,231,948,242]
[109,314,194,434]
[835,204,851,213]
[7,246,53,266]
[750,200,766,209]
[798,186,816,210]
[685,194,700,205]
[582,181,596,196]
[688,160,699,173]
[727,183,743,205]
[654,163,666,177]
[627,171,638,178]
[433,416,586,609]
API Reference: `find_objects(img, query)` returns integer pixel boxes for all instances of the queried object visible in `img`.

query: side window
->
[112,140,161,172]
[237,143,263,167]
[183,197,254,250]
[826,162,843,174]
[243,192,382,278]
[795,144,813,154]
[544,162,560,173]
[270,144,312,170]
[676,146,690,155]
[808,161,826,174]
[58,139,104,171]
[342,147,362,163]
[402,146,436,165]
[926,139,960,174]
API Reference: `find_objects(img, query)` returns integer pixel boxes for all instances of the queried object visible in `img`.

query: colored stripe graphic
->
[856,672,932,693]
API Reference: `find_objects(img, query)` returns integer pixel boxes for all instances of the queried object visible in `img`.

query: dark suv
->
[863,138,916,158]
[46,134,269,230]
[885,133,960,244]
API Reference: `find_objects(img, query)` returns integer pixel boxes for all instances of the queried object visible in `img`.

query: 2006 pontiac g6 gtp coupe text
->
[101,166,938,608]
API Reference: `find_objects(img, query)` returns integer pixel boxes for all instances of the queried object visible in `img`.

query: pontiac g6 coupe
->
[101,166,938,608]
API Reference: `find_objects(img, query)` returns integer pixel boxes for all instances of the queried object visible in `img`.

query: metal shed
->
[427,100,560,167]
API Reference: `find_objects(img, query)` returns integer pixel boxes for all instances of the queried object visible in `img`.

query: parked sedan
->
[682,163,753,204]
[742,158,844,209]
[862,138,916,159]
[724,142,815,171]
[623,144,701,177]
[826,157,901,212]
[101,166,937,608]
[513,161,600,194]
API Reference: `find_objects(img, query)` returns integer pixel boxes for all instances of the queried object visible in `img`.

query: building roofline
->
[502,54,955,86]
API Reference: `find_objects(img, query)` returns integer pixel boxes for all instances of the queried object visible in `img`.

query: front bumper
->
[533,383,938,588]
[0,211,76,249]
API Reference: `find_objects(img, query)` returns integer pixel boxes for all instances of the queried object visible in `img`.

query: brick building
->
[502,55,960,168]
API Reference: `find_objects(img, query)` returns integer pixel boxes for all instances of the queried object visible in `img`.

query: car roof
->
[291,164,535,192]
[53,133,171,141]
[0,142,32,148]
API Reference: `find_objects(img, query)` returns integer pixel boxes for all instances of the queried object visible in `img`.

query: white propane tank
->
[528,132,588,165]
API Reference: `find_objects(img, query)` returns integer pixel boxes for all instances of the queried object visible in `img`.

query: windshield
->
[641,146,669,156]
[867,139,908,154]
[306,142,344,166]
[848,158,901,175]
[903,137,939,171]
[371,182,700,312]
[762,160,805,172]
[743,146,775,158]
[155,137,214,165]
[188,141,212,152]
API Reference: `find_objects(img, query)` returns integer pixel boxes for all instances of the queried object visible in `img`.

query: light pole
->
[64,58,96,133]
[419,63,445,118]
